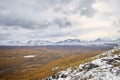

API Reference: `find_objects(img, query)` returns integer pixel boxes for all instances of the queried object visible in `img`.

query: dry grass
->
[0,47,105,80]
[18,51,102,80]
[112,49,120,55]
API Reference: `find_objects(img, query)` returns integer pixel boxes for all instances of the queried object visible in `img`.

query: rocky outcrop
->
[43,47,120,80]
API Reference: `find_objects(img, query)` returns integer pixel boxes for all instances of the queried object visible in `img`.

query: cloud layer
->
[0,0,120,42]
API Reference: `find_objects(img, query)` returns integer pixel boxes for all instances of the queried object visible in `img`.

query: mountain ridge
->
[1,38,120,46]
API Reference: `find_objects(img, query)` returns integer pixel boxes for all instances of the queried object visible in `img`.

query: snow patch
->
[43,47,120,80]
[23,55,36,58]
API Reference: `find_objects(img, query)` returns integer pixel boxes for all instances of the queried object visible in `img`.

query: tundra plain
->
[0,45,114,80]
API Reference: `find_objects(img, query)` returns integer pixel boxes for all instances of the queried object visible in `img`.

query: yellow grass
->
[19,51,102,80]
[0,48,104,80]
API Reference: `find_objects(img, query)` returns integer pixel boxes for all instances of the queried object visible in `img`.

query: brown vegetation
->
[0,46,110,80]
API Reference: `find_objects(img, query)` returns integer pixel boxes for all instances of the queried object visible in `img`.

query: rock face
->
[43,47,120,80]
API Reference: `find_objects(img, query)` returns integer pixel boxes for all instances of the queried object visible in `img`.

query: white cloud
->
[0,0,119,42]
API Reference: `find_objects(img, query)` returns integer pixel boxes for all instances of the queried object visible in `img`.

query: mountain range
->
[1,38,120,46]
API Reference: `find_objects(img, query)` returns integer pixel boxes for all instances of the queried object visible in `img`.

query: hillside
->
[44,46,120,80]
[0,45,108,80]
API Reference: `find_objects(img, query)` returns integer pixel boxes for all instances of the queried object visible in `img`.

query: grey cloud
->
[42,0,71,5]
[0,10,72,29]
[28,32,66,38]
[0,0,119,42]
[112,18,120,34]
[0,16,36,29]
[78,0,96,17]
[113,19,120,27]
[28,30,71,39]
[37,18,72,29]
[52,18,72,28]
[0,0,72,29]
[0,33,11,40]
[117,30,120,33]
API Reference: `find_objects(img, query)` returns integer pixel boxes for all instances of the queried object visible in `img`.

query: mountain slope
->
[44,46,120,80]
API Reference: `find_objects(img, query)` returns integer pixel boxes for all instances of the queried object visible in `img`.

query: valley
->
[0,45,114,80]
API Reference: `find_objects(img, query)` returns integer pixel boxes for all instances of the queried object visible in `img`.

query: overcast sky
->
[0,0,120,43]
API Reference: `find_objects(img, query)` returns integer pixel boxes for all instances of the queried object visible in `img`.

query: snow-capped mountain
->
[86,38,120,45]
[55,38,120,46]
[44,46,120,80]
[26,40,52,46]
[62,39,81,43]
[56,38,120,46]
[93,38,115,42]
[56,39,81,45]
[0,38,120,46]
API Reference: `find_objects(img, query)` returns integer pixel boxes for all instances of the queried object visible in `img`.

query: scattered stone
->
[61,74,67,78]
[43,47,120,80]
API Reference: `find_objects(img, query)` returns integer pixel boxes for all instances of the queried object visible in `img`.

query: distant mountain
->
[90,38,120,46]
[26,40,52,46]
[94,38,120,42]
[56,39,81,45]
[64,39,81,43]
[94,38,106,42]
[1,38,120,46]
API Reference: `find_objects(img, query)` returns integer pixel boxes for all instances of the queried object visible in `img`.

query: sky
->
[0,0,120,43]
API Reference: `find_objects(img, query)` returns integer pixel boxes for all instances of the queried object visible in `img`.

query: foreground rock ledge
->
[43,47,120,80]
